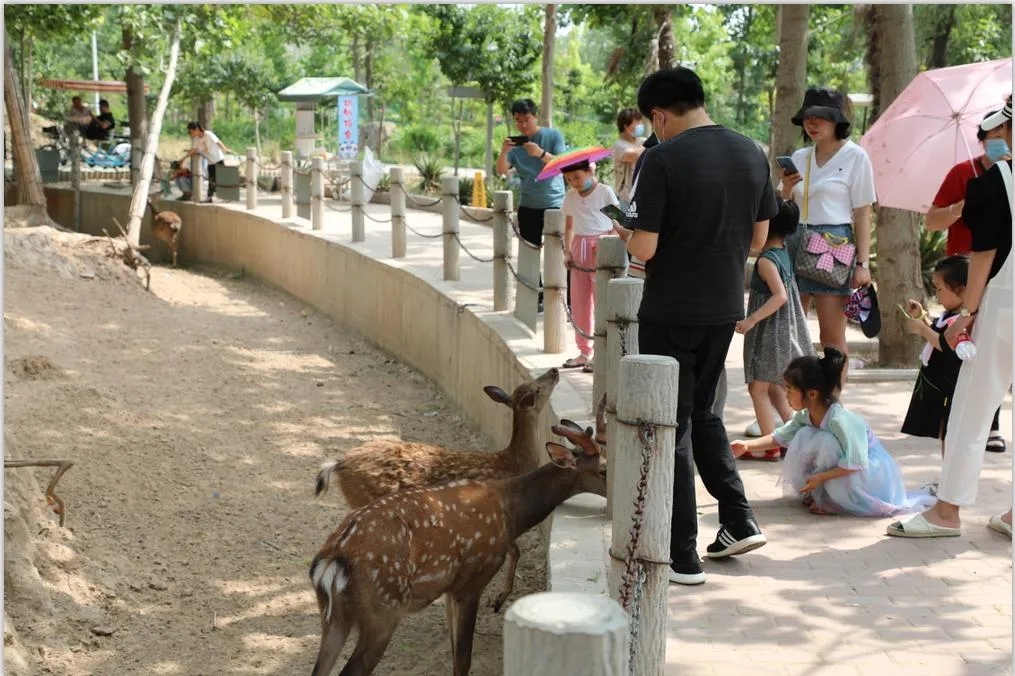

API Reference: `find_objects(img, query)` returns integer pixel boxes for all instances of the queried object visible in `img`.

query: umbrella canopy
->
[39,79,150,94]
[536,146,612,181]
[859,58,1012,214]
[276,77,370,103]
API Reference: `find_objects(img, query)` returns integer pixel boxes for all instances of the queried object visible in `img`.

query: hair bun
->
[819,346,847,387]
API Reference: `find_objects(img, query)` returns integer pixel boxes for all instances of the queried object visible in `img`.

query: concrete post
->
[311,157,324,231]
[609,355,677,676]
[503,592,627,676]
[246,147,258,210]
[492,190,513,311]
[390,167,407,258]
[441,176,460,281]
[593,237,629,411]
[281,151,294,219]
[605,277,643,518]
[543,208,567,354]
[514,225,541,332]
[191,154,205,203]
[351,160,366,243]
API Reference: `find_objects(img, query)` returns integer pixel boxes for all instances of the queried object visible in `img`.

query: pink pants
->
[570,235,599,357]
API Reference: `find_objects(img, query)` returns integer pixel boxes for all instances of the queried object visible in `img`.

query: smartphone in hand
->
[508,135,529,146]
[600,204,626,222]
[776,156,799,175]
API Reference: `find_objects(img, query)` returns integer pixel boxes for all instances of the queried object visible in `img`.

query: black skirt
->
[901,314,961,441]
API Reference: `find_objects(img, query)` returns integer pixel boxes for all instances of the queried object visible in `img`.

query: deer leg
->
[171,234,179,267]
[444,594,458,664]
[451,594,482,676]
[491,544,519,613]
[338,614,397,676]
[311,615,351,676]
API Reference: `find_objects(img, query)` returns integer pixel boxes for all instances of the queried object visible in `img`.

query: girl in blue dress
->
[731,347,934,516]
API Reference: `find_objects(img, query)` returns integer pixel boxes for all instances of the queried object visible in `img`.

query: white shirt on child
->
[193,130,225,165]
[788,140,876,225]
[562,182,620,236]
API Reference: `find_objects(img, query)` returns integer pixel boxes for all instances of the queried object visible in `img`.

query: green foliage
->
[413,153,445,194]
[397,125,442,154]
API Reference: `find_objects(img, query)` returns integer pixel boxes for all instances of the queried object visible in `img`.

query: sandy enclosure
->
[3,225,545,675]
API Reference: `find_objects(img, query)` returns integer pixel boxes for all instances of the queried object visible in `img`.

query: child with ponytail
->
[731,347,934,516]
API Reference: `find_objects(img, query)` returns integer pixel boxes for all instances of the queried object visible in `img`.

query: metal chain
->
[353,174,379,194]
[324,199,353,213]
[393,183,443,208]
[404,221,445,239]
[452,232,496,263]
[505,258,543,293]
[617,423,657,610]
[557,293,595,340]
[362,209,393,224]
[627,564,647,672]
[509,212,543,250]
[558,236,597,273]
[617,322,629,356]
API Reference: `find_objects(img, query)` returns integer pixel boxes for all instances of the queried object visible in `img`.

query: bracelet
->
[540,150,547,160]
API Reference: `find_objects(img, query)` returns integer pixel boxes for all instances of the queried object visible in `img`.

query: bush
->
[413,153,445,194]
[398,125,442,154]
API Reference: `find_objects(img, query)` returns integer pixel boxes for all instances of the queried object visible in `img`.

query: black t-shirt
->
[627,125,778,325]
[962,159,1012,281]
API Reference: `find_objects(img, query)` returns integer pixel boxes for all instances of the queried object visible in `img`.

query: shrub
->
[413,153,445,193]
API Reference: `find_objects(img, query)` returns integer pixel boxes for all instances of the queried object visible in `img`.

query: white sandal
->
[886,513,961,538]
[987,514,1012,538]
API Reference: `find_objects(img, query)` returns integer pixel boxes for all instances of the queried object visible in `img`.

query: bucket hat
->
[792,88,851,127]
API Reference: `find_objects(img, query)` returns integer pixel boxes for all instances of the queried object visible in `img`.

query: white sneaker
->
[744,419,781,438]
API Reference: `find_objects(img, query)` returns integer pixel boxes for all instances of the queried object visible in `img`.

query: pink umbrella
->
[860,57,1012,214]
[536,146,612,181]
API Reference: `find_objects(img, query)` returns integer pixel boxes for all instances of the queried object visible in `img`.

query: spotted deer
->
[146,199,182,267]
[308,422,604,676]
[314,368,565,509]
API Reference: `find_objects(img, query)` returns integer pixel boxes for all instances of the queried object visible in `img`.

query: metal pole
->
[92,32,100,110]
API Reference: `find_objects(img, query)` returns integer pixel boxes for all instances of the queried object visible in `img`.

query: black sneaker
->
[668,554,706,586]
[705,518,768,559]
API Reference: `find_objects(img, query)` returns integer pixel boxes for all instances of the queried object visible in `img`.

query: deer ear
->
[517,390,536,410]
[545,442,577,468]
[484,386,511,406]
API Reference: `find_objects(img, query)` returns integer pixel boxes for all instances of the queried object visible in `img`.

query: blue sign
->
[338,95,359,159]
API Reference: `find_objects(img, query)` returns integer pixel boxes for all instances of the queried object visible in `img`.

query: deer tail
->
[309,554,350,624]
[315,460,342,498]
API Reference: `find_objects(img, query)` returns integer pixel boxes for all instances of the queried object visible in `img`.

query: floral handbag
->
[794,150,856,287]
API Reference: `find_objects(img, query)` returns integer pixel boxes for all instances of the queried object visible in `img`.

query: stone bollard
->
[311,157,324,231]
[543,208,567,354]
[390,167,407,258]
[441,176,460,281]
[492,190,513,311]
[281,151,293,219]
[609,355,677,676]
[503,592,628,676]
[191,154,205,203]
[605,277,643,518]
[592,237,629,412]
[351,160,365,242]
[246,147,258,210]
[513,220,542,332]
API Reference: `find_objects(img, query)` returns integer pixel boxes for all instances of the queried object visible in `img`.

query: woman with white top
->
[181,121,233,202]
[780,88,876,367]
[612,107,646,210]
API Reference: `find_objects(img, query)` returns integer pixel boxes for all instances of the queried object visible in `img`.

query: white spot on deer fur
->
[488,537,496,545]
[366,552,374,561]
[382,555,388,563]
[371,569,379,581]
[473,530,481,539]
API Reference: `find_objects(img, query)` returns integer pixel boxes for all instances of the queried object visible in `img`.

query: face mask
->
[985,138,1011,162]
[582,177,595,192]
[633,123,645,137]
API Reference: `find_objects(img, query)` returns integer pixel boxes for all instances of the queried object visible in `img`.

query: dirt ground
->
[3,224,545,675]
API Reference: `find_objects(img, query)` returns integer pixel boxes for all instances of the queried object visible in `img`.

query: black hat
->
[845,284,881,339]
[792,88,850,127]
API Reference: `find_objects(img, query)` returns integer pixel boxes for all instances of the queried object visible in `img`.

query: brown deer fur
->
[308,422,605,676]
[315,368,562,509]
[147,199,182,267]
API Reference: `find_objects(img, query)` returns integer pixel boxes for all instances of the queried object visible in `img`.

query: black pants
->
[517,206,547,305]
[207,160,224,199]
[639,321,754,565]
[992,407,1001,433]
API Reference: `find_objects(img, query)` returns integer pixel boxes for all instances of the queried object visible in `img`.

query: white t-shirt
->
[562,182,620,236]
[193,130,225,165]
[788,140,876,225]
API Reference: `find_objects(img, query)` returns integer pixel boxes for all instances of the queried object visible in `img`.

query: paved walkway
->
[208,192,1012,676]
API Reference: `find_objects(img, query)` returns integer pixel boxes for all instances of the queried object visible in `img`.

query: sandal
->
[582,360,594,373]
[987,514,1012,538]
[986,433,1007,453]
[886,513,961,538]
[561,356,588,369]
[738,449,782,462]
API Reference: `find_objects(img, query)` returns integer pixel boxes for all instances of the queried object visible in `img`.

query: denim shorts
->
[787,223,855,296]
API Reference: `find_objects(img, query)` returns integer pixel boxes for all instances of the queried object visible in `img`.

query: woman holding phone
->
[779,88,876,375]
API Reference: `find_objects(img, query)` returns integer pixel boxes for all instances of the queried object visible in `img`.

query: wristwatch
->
[960,307,978,318]
[856,261,869,269]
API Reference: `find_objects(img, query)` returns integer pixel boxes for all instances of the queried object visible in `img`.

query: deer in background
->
[146,199,182,267]
[308,421,605,676]
[314,368,564,509]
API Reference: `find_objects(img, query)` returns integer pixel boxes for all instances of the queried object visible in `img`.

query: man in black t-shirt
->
[889,96,1013,540]
[622,67,778,584]
[85,99,116,142]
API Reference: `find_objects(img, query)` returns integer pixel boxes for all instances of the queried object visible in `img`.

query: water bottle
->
[954,330,977,361]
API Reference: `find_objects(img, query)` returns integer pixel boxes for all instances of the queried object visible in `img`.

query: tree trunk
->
[351,35,363,87]
[4,34,46,209]
[126,20,182,247]
[926,5,956,69]
[868,4,922,367]
[253,108,262,157]
[734,7,755,125]
[376,102,386,158]
[540,4,556,127]
[770,5,809,175]
[23,38,33,120]
[653,6,675,70]
[197,98,214,129]
[365,46,375,122]
[122,25,149,187]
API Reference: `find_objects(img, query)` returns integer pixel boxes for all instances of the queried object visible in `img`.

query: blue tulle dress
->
[773,404,935,517]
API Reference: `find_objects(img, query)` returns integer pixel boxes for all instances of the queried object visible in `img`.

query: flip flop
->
[582,361,594,373]
[738,449,782,462]
[885,513,961,538]
[561,356,588,369]
[987,514,1012,538]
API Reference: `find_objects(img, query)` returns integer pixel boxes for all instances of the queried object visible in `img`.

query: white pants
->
[937,254,1013,507]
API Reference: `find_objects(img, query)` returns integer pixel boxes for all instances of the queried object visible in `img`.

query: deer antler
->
[594,393,608,458]
[550,423,601,457]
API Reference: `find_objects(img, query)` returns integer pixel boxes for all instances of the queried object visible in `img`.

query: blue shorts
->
[787,223,855,297]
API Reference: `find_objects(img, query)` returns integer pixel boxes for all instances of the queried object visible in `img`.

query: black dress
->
[901,311,961,440]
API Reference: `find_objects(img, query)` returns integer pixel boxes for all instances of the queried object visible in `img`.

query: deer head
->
[548,422,606,497]
[483,367,559,415]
